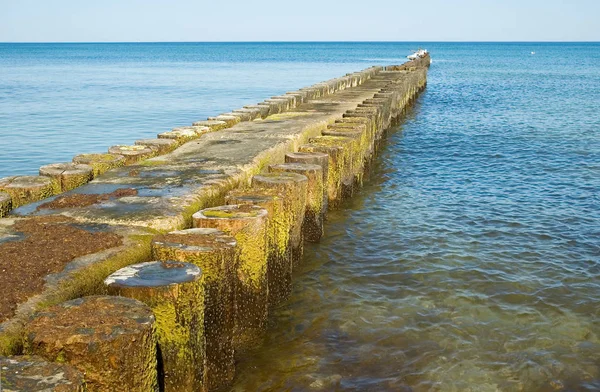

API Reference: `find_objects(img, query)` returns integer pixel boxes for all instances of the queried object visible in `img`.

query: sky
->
[0,0,598,42]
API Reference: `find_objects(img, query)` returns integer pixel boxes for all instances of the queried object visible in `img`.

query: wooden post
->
[151,228,237,391]
[23,295,158,392]
[251,172,308,265]
[192,205,269,352]
[269,163,325,243]
[225,188,293,307]
[0,355,86,391]
[105,261,204,392]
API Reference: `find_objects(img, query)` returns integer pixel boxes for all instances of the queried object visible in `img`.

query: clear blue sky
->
[1,0,598,42]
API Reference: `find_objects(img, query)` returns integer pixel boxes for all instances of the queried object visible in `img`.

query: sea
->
[1,42,599,391]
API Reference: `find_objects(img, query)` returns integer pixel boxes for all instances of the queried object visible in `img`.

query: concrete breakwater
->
[0,54,429,391]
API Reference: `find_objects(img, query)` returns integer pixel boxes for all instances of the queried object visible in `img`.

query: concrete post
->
[0,176,55,208]
[251,172,308,265]
[39,163,93,192]
[73,153,126,177]
[108,145,155,165]
[105,261,204,392]
[192,205,269,352]
[151,228,237,391]
[268,163,324,243]
[225,189,293,307]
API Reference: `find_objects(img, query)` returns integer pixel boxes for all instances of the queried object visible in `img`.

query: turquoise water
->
[2,43,599,391]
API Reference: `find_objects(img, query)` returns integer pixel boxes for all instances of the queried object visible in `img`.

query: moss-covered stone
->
[191,120,229,131]
[225,188,293,307]
[252,172,308,266]
[285,151,329,214]
[105,261,204,392]
[135,138,179,155]
[192,205,269,352]
[268,163,324,243]
[73,153,126,177]
[151,228,237,391]
[0,355,86,391]
[206,115,241,127]
[0,191,12,218]
[23,295,158,392]
[0,176,55,208]
[107,145,155,165]
[39,162,94,193]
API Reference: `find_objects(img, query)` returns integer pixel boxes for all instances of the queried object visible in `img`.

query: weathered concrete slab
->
[9,70,412,232]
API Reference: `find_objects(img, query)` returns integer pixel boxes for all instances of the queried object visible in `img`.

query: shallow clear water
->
[231,43,600,391]
[1,42,599,391]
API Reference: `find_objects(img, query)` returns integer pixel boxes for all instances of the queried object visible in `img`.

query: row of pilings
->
[1,58,429,392]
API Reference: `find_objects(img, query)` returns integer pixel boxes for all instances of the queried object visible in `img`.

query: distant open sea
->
[2,42,600,391]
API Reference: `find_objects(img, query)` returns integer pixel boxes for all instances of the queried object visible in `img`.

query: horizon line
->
[1,40,599,44]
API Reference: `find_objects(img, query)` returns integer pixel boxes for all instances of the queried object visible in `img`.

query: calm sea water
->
[230,43,600,391]
[2,43,599,391]
[0,42,417,178]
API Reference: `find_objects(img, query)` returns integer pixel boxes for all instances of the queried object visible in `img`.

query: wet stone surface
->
[23,295,158,392]
[0,355,86,391]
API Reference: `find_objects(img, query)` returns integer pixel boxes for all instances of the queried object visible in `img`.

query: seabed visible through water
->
[231,54,600,391]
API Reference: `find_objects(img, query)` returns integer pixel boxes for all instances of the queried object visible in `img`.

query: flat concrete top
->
[8,72,412,232]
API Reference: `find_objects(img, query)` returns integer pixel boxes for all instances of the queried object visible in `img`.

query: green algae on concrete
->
[158,128,199,143]
[0,176,55,209]
[225,188,293,307]
[192,120,229,131]
[0,355,86,392]
[39,162,94,193]
[269,163,325,243]
[0,191,12,218]
[322,127,367,187]
[192,205,269,352]
[108,145,155,165]
[23,295,158,392]
[206,115,241,127]
[252,172,308,266]
[151,228,237,391]
[73,153,126,177]
[135,138,179,155]
[105,261,204,392]
[285,151,330,215]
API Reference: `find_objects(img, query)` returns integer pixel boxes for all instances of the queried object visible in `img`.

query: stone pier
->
[0,54,430,389]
